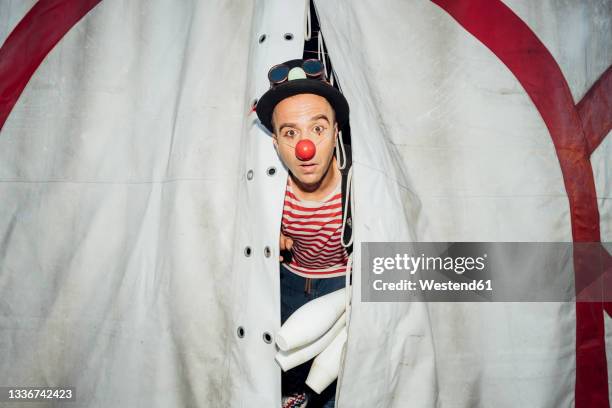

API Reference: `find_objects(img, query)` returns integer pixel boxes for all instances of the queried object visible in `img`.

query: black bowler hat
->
[255,58,349,133]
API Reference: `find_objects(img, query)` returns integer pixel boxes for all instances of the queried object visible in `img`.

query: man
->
[256,59,352,408]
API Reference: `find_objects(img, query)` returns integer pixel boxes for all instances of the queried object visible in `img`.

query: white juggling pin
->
[275,312,346,371]
[305,326,348,394]
[276,287,346,351]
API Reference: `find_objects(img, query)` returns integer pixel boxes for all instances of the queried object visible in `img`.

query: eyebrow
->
[278,114,331,133]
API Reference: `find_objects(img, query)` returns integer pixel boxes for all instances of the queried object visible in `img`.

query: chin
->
[294,172,322,187]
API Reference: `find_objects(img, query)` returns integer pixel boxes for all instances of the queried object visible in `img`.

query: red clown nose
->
[295,139,316,161]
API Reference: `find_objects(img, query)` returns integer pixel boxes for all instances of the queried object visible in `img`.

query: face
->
[272,93,338,188]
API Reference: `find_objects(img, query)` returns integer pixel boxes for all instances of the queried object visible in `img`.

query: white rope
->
[344,165,355,323]
[304,0,311,41]
[335,130,347,170]
[344,254,353,324]
[317,31,328,81]
[340,165,353,248]
[332,68,342,93]
[317,29,334,86]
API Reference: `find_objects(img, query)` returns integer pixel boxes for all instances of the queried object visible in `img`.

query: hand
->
[279,231,293,262]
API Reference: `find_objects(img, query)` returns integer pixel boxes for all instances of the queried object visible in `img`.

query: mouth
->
[299,163,318,173]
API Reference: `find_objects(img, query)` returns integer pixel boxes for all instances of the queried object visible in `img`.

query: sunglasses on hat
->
[267,59,326,87]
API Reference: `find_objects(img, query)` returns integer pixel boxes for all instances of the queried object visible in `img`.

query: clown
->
[256,58,353,408]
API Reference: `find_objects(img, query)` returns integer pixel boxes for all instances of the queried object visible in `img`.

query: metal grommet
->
[262,332,273,344]
[283,33,294,41]
[264,246,271,258]
[266,166,276,176]
[244,246,252,257]
[237,326,245,338]
[258,34,266,43]
[246,169,254,180]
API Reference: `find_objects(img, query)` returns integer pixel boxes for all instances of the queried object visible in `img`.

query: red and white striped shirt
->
[281,177,348,278]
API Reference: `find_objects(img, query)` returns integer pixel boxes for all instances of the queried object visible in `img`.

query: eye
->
[313,125,325,133]
[283,129,297,137]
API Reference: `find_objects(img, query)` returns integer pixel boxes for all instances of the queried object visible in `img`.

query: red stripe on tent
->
[0,0,103,131]
[431,0,599,241]
[431,1,610,406]
[576,66,612,155]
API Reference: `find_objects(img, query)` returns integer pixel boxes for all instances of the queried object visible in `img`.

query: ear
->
[272,135,279,150]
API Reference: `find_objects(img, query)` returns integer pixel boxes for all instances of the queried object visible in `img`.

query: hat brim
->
[256,79,349,133]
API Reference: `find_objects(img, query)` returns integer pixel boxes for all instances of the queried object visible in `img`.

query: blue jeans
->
[280,263,346,408]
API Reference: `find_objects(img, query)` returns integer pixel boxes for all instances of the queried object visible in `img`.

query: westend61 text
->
[373,279,493,291]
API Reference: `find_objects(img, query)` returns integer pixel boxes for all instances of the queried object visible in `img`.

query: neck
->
[291,156,340,201]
